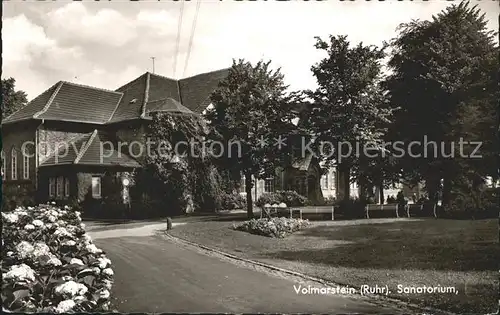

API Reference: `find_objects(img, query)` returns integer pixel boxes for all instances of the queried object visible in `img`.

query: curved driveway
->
[90,225,411,313]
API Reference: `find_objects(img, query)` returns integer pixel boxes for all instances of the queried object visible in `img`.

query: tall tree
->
[385,1,498,211]
[206,59,299,218]
[304,35,393,200]
[1,78,28,120]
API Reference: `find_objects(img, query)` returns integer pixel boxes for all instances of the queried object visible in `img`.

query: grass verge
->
[168,217,498,314]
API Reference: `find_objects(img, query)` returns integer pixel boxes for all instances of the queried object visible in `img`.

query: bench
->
[260,204,290,219]
[365,204,400,219]
[405,204,422,218]
[405,203,438,218]
[289,208,303,219]
[260,205,278,219]
[293,206,335,220]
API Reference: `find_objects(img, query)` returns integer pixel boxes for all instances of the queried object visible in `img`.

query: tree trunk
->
[379,181,385,204]
[442,175,452,212]
[245,171,254,219]
[343,165,351,201]
[426,176,440,205]
[358,179,366,201]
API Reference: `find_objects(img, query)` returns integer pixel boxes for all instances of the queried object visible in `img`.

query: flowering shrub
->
[255,191,309,208]
[233,217,310,238]
[1,204,113,313]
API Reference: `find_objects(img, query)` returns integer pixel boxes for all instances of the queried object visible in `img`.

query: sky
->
[2,0,498,100]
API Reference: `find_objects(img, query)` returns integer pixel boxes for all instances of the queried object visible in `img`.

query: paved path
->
[87,222,184,238]
[90,226,411,313]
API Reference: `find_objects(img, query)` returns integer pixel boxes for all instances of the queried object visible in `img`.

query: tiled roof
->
[77,130,141,167]
[145,98,197,117]
[108,73,148,123]
[37,82,123,124]
[3,68,230,125]
[40,133,93,166]
[3,82,123,125]
[147,74,180,105]
[179,68,230,113]
[40,130,140,168]
[110,69,229,122]
[2,83,60,124]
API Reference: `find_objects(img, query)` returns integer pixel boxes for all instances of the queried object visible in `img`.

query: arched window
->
[23,153,30,179]
[330,170,336,190]
[11,148,18,180]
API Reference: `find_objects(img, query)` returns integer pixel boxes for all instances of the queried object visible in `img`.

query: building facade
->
[1,69,229,207]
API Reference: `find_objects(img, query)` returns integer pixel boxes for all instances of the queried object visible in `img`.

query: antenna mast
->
[151,57,156,74]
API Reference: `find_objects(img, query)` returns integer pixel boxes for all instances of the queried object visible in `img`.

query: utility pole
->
[151,57,156,74]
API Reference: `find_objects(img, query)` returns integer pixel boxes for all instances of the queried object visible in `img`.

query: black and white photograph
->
[1,0,498,313]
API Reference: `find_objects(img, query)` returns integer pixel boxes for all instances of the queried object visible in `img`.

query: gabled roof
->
[3,68,230,125]
[3,81,123,125]
[40,130,140,168]
[109,68,230,122]
[40,133,91,166]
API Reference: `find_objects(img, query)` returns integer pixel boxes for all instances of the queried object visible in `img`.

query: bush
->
[1,204,114,313]
[218,192,246,210]
[255,191,308,208]
[442,186,499,219]
[2,184,36,212]
[309,196,337,206]
[233,217,310,238]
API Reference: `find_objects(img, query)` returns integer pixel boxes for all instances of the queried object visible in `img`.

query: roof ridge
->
[107,91,125,123]
[179,67,231,81]
[61,81,123,95]
[3,82,58,123]
[33,81,64,119]
[149,72,177,82]
[74,130,98,164]
[140,72,151,118]
[115,72,148,91]
[40,133,89,166]
[176,78,183,108]
[38,117,105,125]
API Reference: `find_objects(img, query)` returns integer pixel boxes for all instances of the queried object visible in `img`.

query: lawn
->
[168,217,498,314]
